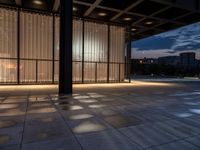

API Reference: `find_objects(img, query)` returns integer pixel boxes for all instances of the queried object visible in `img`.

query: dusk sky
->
[132,21,200,60]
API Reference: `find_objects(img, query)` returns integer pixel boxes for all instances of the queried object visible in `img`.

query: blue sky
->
[132,21,200,59]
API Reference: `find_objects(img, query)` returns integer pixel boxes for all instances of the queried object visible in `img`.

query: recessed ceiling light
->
[98,12,107,16]
[145,21,153,25]
[124,17,132,21]
[131,28,137,31]
[73,7,77,11]
[33,0,43,5]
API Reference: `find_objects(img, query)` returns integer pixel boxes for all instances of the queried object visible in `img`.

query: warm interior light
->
[145,21,153,25]
[98,12,107,16]
[131,28,137,31]
[124,17,132,21]
[33,0,43,5]
[73,7,77,11]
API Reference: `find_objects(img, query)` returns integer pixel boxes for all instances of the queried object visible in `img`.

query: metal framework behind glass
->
[0,6,131,85]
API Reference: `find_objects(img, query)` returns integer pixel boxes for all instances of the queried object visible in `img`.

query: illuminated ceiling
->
[1,0,200,40]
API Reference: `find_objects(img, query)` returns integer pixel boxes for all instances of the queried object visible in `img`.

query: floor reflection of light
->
[194,92,200,95]
[90,95,105,98]
[72,94,80,96]
[174,113,193,118]
[69,105,83,110]
[0,85,57,92]
[70,114,93,120]
[0,104,19,109]
[89,104,106,108]
[78,99,98,103]
[29,97,49,102]
[0,109,25,116]
[101,98,114,101]
[189,109,200,114]
[74,96,90,99]
[184,102,199,106]
[28,107,57,114]
[73,121,106,134]
[87,93,98,95]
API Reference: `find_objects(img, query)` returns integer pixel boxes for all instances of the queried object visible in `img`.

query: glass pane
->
[37,61,52,83]
[20,12,53,59]
[84,62,95,82]
[0,8,17,58]
[0,59,17,83]
[20,60,36,83]
[109,63,119,82]
[73,61,82,83]
[54,61,59,82]
[97,63,107,82]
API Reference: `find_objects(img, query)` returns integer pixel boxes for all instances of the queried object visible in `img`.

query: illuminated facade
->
[0,8,126,84]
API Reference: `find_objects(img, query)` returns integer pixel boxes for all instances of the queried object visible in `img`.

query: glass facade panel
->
[54,16,60,60]
[84,62,96,82]
[54,60,59,82]
[109,63,119,82]
[37,61,52,83]
[20,12,53,83]
[20,12,53,59]
[73,61,82,83]
[109,26,125,81]
[20,60,36,83]
[0,9,17,83]
[0,8,126,84]
[0,59,17,83]
[0,8,17,58]
[84,21,108,62]
[97,63,107,82]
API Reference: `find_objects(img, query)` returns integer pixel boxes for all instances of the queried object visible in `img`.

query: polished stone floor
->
[0,80,200,150]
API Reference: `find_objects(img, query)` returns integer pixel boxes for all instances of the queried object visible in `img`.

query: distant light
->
[73,7,77,11]
[124,17,132,21]
[131,28,137,31]
[33,0,43,5]
[145,21,153,25]
[98,12,107,16]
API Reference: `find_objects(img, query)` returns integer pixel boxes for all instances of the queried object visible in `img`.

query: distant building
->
[158,56,180,65]
[180,52,196,66]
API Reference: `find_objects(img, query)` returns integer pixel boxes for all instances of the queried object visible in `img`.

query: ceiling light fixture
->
[131,28,137,31]
[98,12,107,16]
[145,21,153,25]
[73,7,77,11]
[124,17,132,21]
[33,0,43,5]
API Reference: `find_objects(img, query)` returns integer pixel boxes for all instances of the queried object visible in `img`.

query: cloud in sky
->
[132,21,200,57]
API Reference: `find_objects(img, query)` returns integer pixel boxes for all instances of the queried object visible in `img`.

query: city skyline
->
[132,21,200,60]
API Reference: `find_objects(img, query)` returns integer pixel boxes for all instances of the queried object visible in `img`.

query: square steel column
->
[127,27,132,83]
[59,0,73,94]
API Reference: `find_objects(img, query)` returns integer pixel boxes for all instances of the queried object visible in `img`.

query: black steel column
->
[107,25,110,83]
[52,14,55,84]
[82,19,85,83]
[17,8,20,84]
[59,0,73,94]
[127,27,132,83]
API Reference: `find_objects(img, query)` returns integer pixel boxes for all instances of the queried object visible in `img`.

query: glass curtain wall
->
[109,26,125,82]
[20,12,53,83]
[84,21,108,82]
[0,7,126,84]
[73,19,83,82]
[0,8,17,83]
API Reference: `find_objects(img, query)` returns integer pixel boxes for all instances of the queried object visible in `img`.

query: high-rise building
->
[180,52,196,66]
